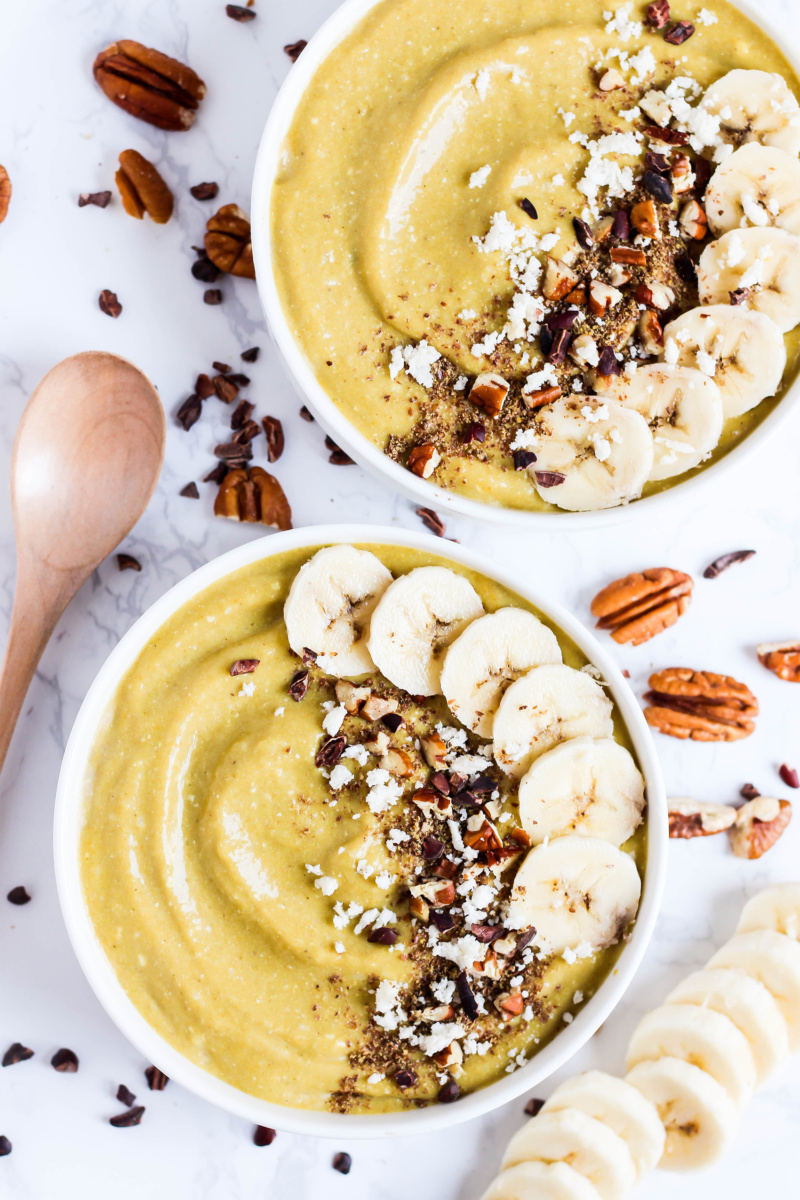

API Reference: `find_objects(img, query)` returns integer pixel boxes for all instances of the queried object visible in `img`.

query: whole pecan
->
[93,40,206,131]
[205,204,255,278]
[644,668,758,741]
[668,798,737,838]
[115,150,173,223]
[730,797,791,859]
[214,467,292,529]
[758,641,800,683]
[591,568,692,646]
[0,165,11,223]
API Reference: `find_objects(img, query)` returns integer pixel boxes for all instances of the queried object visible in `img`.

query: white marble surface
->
[1,0,799,1196]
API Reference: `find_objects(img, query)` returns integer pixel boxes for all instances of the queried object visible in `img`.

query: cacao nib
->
[288,670,309,701]
[572,216,593,250]
[254,1126,277,1146]
[703,549,755,578]
[421,836,444,860]
[534,471,566,488]
[513,449,537,471]
[430,909,455,932]
[524,1097,545,1116]
[664,20,694,44]
[315,736,346,769]
[456,970,479,1020]
[642,170,673,203]
[367,927,398,945]
[519,198,538,220]
[438,1076,460,1103]
[780,764,799,789]
[612,209,630,240]
[597,346,620,377]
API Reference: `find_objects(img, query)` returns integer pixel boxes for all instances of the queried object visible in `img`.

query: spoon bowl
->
[0,351,165,774]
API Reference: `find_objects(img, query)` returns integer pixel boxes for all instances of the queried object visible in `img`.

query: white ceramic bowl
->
[55,524,666,1138]
[251,0,800,530]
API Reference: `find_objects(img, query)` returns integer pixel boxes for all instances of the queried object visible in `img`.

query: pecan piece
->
[591,567,693,646]
[543,258,580,302]
[0,165,11,223]
[757,641,800,683]
[93,40,206,131]
[213,466,292,529]
[115,150,173,223]
[644,668,758,742]
[205,204,255,279]
[730,797,791,859]
[668,799,737,838]
[263,416,285,462]
[469,373,509,418]
[630,199,660,239]
[407,443,441,479]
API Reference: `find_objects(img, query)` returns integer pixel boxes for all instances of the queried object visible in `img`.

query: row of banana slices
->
[480,884,800,1199]
[284,546,645,954]
[529,69,800,512]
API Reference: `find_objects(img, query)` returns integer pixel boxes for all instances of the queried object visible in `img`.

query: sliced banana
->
[625,1057,740,1171]
[527,397,653,512]
[542,1071,665,1183]
[500,1108,637,1200]
[661,304,786,419]
[440,607,562,737]
[283,545,393,676]
[626,1000,757,1109]
[365,565,484,696]
[493,664,614,779]
[705,143,800,236]
[480,1161,602,1200]
[737,882,800,940]
[599,364,723,481]
[700,69,800,157]
[625,1002,756,1107]
[708,930,800,1051]
[506,835,641,954]
[666,967,789,1085]
[518,737,645,847]
[698,227,800,333]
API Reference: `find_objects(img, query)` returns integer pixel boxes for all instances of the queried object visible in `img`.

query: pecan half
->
[591,567,692,645]
[730,797,791,859]
[213,467,292,529]
[0,165,11,223]
[93,40,206,131]
[205,204,255,278]
[757,641,800,683]
[668,799,737,838]
[644,668,758,741]
[115,150,173,223]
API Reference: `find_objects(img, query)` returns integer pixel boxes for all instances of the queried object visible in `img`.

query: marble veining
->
[1,1,799,1197]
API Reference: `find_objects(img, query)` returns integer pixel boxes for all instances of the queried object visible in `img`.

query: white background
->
[1,0,799,1197]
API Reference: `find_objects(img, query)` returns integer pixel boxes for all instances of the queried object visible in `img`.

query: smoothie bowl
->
[253,0,800,525]
[55,526,666,1136]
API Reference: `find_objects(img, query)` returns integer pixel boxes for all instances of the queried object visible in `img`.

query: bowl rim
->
[54,523,667,1139]
[250,0,800,530]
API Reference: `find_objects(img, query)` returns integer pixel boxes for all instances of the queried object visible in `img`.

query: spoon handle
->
[0,572,64,777]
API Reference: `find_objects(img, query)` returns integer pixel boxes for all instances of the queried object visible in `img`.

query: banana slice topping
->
[698,226,800,332]
[700,69,800,158]
[705,143,800,236]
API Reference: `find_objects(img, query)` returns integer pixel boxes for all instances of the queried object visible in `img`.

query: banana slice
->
[284,545,393,676]
[705,143,800,236]
[625,1057,740,1171]
[500,1109,637,1200]
[506,835,641,954]
[661,304,786,419]
[518,737,645,847]
[366,566,484,696]
[542,1071,665,1182]
[625,1002,756,1107]
[493,664,614,779]
[666,967,789,1085]
[526,397,653,512]
[708,930,800,1051]
[440,608,562,737]
[698,227,800,333]
[737,882,800,940]
[481,1162,602,1200]
[599,364,723,481]
[700,69,800,157]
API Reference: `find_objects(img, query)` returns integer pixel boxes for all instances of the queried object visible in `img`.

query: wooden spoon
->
[0,351,165,775]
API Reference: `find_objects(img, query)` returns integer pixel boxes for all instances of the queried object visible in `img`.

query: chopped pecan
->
[599,68,626,91]
[470,373,509,418]
[543,258,579,302]
[0,165,11,223]
[757,641,800,683]
[115,150,173,223]
[413,788,453,821]
[335,680,370,713]
[589,280,623,316]
[680,199,707,240]
[409,895,430,921]
[668,799,737,838]
[523,386,561,410]
[93,40,205,130]
[379,748,414,778]
[611,246,647,266]
[432,1041,463,1070]
[730,797,791,859]
[420,733,448,770]
[591,567,693,646]
[362,694,399,721]
[644,668,758,742]
[213,466,292,529]
[631,199,660,239]
[205,204,255,278]
[671,153,694,194]
[408,443,441,479]
[494,990,524,1020]
[638,310,664,356]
